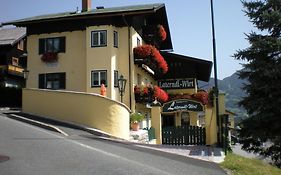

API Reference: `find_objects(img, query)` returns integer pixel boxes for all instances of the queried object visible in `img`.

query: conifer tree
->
[234,0,281,167]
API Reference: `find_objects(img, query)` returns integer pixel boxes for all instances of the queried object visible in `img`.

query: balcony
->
[133,45,168,76]
[0,65,24,77]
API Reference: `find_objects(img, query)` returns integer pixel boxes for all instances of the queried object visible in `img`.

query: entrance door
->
[162,114,175,127]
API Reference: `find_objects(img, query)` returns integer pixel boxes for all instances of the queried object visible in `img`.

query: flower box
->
[169,90,213,106]
[133,45,168,75]
[41,52,58,63]
[134,85,169,104]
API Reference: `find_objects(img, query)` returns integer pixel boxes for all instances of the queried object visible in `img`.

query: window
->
[12,57,19,66]
[114,70,118,87]
[39,72,66,90]
[181,112,190,126]
[39,37,65,54]
[91,70,107,87]
[91,30,107,47]
[113,31,118,48]
[137,37,141,46]
[137,74,141,85]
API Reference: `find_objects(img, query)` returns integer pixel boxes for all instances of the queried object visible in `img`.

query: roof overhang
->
[158,52,213,82]
[3,3,172,50]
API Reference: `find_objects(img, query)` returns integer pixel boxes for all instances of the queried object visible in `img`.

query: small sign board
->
[162,99,204,113]
[158,79,195,89]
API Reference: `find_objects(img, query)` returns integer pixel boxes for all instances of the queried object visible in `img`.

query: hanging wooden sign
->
[162,99,204,112]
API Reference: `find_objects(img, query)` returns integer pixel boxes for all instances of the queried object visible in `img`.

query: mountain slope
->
[198,72,248,123]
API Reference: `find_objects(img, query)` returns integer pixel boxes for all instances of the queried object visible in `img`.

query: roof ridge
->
[3,3,165,25]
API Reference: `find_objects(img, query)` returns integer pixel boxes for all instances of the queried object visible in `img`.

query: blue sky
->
[0,0,253,79]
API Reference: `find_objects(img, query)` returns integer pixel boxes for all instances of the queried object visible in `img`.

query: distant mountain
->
[198,72,248,124]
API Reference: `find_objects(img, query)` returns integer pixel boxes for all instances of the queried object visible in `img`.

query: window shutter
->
[39,39,45,54]
[60,37,65,53]
[39,74,45,88]
[59,73,66,89]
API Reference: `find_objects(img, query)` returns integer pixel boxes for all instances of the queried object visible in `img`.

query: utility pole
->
[210,0,221,147]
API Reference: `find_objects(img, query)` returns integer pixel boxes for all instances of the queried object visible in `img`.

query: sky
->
[0,0,253,79]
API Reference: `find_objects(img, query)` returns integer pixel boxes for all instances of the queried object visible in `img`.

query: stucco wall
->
[205,106,217,145]
[22,88,130,139]
[26,31,86,92]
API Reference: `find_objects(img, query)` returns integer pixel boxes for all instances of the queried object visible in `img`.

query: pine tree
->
[234,0,281,167]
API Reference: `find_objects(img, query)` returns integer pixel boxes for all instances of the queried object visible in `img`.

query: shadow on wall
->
[22,88,130,139]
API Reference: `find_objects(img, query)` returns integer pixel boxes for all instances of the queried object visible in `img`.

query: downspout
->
[122,15,132,110]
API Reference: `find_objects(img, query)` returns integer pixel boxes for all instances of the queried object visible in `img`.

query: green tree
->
[234,0,281,167]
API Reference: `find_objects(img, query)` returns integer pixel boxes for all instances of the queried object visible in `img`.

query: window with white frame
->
[39,72,66,90]
[91,30,107,47]
[91,70,107,87]
[114,70,118,87]
[113,31,118,48]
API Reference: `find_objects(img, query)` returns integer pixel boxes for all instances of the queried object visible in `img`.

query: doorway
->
[162,114,175,127]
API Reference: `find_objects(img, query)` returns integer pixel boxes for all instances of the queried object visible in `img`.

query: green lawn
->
[220,153,281,175]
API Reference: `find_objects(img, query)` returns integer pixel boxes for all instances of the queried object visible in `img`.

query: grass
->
[220,152,281,175]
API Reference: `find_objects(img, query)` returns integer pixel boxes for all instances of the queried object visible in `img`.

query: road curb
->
[7,114,68,136]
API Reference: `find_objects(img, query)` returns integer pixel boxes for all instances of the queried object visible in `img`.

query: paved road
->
[0,113,226,175]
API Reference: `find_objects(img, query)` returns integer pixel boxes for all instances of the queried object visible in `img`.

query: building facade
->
[5,1,231,144]
[0,27,27,88]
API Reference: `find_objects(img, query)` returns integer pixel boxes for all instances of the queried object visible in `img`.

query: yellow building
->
[5,1,229,145]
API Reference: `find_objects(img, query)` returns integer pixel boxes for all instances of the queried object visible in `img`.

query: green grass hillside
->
[220,153,281,175]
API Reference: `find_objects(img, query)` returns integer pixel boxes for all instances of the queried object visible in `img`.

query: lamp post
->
[118,74,127,103]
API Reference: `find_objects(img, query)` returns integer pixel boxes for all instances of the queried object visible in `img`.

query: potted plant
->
[130,112,144,131]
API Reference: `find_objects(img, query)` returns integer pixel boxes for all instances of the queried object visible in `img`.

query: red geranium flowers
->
[41,52,58,63]
[134,45,168,74]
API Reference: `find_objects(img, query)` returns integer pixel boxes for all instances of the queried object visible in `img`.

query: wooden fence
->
[162,125,206,145]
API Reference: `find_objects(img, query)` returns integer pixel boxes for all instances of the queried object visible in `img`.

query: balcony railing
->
[0,65,24,76]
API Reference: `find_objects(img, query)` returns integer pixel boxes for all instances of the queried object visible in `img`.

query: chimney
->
[82,0,91,12]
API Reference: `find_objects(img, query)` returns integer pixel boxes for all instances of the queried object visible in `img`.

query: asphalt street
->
[0,113,226,175]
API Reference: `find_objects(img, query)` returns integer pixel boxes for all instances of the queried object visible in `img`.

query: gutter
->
[122,15,132,110]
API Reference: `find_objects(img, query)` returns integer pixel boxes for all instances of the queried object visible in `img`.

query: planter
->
[41,52,58,63]
[134,85,169,104]
[131,122,140,131]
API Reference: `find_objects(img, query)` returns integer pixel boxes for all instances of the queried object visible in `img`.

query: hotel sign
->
[158,79,195,89]
[162,100,204,113]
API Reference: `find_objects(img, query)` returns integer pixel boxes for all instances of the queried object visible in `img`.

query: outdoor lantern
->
[23,69,30,79]
[118,74,127,102]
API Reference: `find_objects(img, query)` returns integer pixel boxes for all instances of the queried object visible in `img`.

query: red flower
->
[152,48,168,74]
[153,86,169,103]
[143,87,149,94]
[133,45,154,59]
[193,91,209,105]
[41,52,58,62]
[158,25,167,41]
[134,45,168,75]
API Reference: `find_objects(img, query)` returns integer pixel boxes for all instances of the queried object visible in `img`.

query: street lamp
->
[118,74,127,103]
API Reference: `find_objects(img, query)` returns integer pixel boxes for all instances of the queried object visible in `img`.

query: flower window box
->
[41,52,58,63]
[133,44,168,75]
[134,85,169,104]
